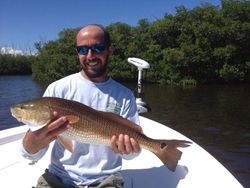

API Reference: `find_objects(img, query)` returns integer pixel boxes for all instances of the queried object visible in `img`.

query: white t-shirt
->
[21,72,140,186]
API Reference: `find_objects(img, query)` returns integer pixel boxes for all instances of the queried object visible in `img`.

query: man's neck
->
[80,70,108,83]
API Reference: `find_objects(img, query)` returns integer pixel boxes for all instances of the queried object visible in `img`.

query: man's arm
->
[21,113,70,161]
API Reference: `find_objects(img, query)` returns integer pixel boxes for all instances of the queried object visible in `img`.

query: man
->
[21,24,141,188]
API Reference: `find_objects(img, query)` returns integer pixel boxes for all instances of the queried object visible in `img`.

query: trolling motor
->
[127,57,151,113]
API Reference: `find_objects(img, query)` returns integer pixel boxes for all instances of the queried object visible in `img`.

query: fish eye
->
[20,104,34,109]
[20,105,25,110]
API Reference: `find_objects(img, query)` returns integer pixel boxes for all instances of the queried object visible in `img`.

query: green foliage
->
[180,78,197,86]
[219,63,245,82]
[222,0,250,22]
[4,0,249,86]
[149,17,180,48]
[32,28,79,84]
[0,54,33,75]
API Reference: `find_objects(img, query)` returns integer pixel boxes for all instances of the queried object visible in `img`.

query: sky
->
[0,0,221,53]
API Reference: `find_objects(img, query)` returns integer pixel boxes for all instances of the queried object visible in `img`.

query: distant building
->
[0,47,36,56]
[0,47,24,55]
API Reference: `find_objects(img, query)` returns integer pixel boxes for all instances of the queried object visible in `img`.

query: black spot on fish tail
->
[152,139,191,172]
[160,142,168,150]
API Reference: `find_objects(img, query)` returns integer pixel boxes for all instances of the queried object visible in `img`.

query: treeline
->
[2,0,250,85]
[0,54,33,75]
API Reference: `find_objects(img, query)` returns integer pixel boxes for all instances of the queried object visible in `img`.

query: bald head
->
[76,24,111,47]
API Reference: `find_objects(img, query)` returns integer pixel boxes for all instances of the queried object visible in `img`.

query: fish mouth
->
[11,113,22,122]
[10,109,17,118]
[10,109,22,122]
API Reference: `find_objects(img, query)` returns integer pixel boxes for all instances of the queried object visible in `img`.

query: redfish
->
[11,97,191,171]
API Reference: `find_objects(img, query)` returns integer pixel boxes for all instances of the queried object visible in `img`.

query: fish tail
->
[151,139,191,172]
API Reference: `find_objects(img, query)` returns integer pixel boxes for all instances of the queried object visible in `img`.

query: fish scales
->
[10,97,191,171]
[26,97,147,146]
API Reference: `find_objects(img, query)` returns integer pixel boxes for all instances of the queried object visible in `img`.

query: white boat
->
[0,116,243,188]
[0,58,243,187]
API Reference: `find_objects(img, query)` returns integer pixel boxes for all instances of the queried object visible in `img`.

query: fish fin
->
[57,135,73,153]
[99,111,142,133]
[152,139,192,171]
[65,115,80,124]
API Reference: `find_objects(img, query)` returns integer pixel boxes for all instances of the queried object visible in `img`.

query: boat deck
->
[0,117,243,188]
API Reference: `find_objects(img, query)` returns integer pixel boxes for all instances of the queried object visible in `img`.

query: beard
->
[80,56,109,79]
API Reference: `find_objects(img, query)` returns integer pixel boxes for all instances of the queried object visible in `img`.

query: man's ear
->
[108,45,113,55]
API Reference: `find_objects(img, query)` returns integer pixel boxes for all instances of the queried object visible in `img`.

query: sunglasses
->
[76,44,106,55]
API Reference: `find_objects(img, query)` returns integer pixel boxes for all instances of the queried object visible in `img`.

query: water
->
[139,84,250,187]
[1,76,249,187]
[0,76,44,130]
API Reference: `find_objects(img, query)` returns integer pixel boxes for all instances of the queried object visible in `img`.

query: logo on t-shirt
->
[106,102,121,115]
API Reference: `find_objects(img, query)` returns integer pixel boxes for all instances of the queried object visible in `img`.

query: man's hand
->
[110,134,140,155]
[22,112,70,154]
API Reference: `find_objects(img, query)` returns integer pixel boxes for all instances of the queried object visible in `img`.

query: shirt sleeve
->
[43,83,56,97]
[120,150,141,160]
[20,85,53,162]
[20,144,49,162]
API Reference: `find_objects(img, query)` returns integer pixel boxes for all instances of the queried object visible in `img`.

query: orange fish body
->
[11,97,191,171]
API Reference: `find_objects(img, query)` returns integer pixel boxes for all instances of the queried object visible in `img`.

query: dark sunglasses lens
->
[77,44,106,55]
[92,44,106,53]
[77,46,88,55]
